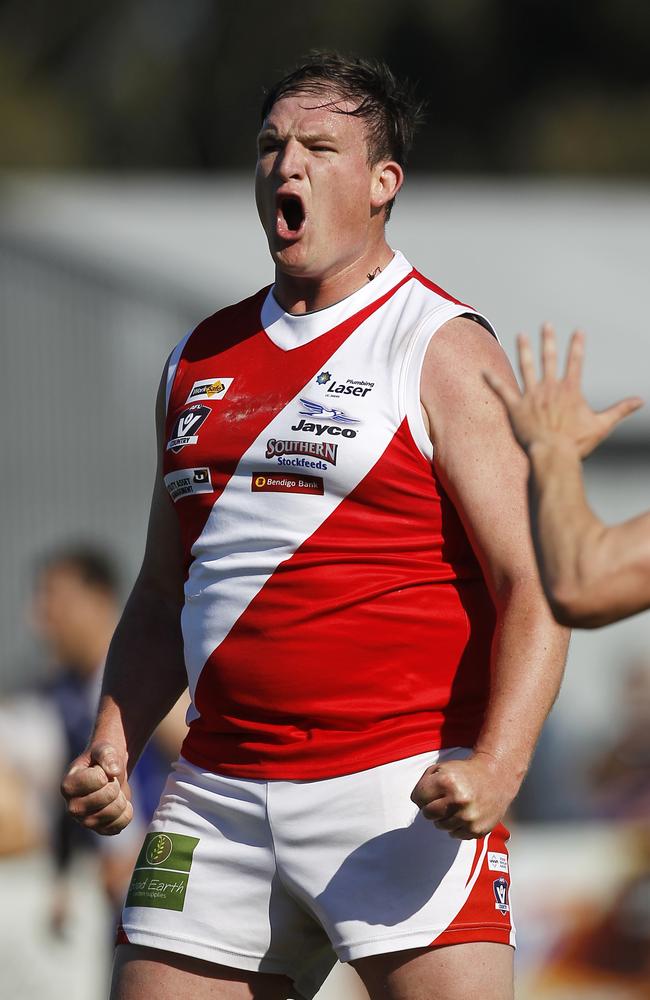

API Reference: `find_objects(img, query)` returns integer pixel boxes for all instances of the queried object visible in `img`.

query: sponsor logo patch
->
[493,877,510,915]
[315,372,375,398]
[298,398,360,425]
[167,404,211,453]
[251,472,324,495]
[164,467,213,502]
[291,419,357,439]
[185,378,233,402]
[265,438,338,468]
[126,831,200,912]
[488,852,509,873]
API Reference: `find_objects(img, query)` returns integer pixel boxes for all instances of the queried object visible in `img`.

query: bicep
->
[422,319,537,599]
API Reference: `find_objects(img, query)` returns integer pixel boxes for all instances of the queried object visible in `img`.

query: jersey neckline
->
[260,250,413,351]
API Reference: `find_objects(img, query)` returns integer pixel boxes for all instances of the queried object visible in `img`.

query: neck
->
[273,240,395,315]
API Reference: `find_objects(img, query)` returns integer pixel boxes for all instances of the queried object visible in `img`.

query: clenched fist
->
[410,753,518,840]
[61,742,133,836]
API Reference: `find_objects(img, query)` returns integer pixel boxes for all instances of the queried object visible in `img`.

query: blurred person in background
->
[485,325,648,627]
[61,53,568,1000]
[589,656,650,821]
[0,544,188,937]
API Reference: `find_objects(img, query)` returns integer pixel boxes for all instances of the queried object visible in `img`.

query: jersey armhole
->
[165,329,194,413]
[398,307,499,463]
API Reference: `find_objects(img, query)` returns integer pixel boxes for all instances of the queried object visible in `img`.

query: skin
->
[485,324,649,627]
[61,89,569,1000]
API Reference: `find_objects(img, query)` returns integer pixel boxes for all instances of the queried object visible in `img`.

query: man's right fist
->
[61,742,133,835]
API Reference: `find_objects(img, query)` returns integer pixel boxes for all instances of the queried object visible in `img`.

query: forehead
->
[261,90,368,143]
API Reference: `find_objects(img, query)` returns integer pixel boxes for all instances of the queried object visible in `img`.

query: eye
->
[258,139,281,154]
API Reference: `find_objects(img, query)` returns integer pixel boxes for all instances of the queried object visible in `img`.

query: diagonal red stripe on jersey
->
[413,270,473,308]
[165,274,414,566]
[184,418,494,779]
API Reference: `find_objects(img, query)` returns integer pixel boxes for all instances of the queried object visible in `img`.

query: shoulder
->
[421,316,519,452]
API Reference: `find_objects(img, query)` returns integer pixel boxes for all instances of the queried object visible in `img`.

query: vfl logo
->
[493,878,510,915]
[167,404,211,453]
[185,377,233,403]
[299,398,360,425]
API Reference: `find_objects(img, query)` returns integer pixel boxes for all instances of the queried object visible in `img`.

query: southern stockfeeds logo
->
[265,438,338,466]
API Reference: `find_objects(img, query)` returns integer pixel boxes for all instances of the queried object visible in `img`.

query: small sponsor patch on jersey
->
[315,372,375,398]
[290,419,357,439]
[493,877,510,915]
[488,852,509,873]
[126,832,200,912]
[164,467,213,502]
[251,472,324,495]
[185,377,233,402]
[266,438,338,466]
[167,404,211,453]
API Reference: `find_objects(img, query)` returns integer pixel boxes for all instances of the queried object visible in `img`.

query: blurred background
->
[0,2,649,998]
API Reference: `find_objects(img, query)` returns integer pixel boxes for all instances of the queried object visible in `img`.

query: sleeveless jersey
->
[163,251,497,779]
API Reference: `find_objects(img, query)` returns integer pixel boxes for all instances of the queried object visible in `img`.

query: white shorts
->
[119,749,514,999]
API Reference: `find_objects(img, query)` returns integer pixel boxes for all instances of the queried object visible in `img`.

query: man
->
[485,324,648,627]
[62,54,568,1000]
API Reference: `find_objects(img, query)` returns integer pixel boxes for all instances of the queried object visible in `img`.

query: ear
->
[370,160,404,212]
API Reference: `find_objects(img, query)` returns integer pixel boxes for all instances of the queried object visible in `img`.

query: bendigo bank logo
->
[265,438,338,466]
[252,472,324,495]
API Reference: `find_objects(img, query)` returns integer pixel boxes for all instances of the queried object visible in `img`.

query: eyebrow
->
[257,128,339,145]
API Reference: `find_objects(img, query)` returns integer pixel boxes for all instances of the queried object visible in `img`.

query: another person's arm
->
[61,369,187,834]
[484,324,648,627]
[411,318,570,838]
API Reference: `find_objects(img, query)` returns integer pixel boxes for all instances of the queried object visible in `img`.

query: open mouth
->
[276,195,306,239]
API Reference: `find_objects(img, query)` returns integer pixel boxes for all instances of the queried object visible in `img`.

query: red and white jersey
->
[163,251,497,779]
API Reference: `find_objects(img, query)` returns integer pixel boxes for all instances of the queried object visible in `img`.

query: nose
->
[274,137,306,181]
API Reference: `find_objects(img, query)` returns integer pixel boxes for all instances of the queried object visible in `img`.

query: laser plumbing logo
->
[315,371,375,398]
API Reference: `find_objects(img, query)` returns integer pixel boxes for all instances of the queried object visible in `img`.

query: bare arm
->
[61,367,187,834]
[411,318,569,838]
[485,325,648,627]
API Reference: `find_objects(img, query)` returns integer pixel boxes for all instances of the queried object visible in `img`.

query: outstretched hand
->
[61,741,133,836]
[483,324,643,458]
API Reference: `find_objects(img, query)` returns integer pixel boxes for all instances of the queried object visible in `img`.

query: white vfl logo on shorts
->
[487,852,509,873]
[164,468,213,502]
[185,378,233,403]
